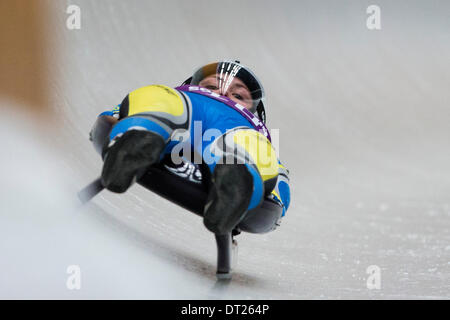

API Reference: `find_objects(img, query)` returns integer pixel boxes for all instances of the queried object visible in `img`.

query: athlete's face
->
[198,74,253,110]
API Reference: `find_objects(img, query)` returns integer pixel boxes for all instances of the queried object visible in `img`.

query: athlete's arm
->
[89,106,120,156]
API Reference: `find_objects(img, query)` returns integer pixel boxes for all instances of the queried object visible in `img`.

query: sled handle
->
[77,177,104,204]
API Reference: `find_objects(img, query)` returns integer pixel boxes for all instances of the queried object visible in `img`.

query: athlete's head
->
[198,74,253,109]
[184,60,267,123]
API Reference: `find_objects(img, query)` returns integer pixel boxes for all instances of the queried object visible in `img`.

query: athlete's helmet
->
[182,60,267,123]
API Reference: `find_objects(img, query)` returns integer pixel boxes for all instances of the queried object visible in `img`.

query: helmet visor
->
[190,61,265,112]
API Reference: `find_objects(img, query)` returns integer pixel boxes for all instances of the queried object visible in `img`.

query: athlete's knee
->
[119,85,189,124]
[220,128,278,189]
[234,129,278,188]
[108,115,171,145]
[113,85,191,146]
[206,128,279,210]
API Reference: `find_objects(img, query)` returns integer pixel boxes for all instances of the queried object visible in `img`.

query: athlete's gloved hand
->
[89,115,118,155]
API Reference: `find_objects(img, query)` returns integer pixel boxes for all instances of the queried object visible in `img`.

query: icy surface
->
[1,0,449,299]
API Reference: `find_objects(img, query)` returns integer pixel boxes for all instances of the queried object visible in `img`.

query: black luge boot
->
[203,164,254,235]
[101,130,165,193]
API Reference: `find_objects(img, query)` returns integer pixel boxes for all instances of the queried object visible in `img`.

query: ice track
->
[0,0,449,299]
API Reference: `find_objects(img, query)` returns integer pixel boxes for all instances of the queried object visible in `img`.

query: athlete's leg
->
[101,85,191,193]
[202,128,279,234]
